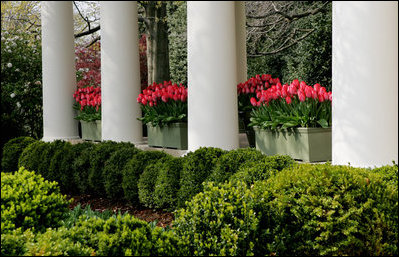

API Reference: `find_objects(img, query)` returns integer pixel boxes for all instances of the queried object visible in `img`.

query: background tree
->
[246,1,332,90]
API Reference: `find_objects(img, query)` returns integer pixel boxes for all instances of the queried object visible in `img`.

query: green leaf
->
[317,119,329,128]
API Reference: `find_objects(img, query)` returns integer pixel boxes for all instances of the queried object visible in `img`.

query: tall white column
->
[41,1,79,142]
[235,1,247,84]
[187,1,239,151]
[332,1,398,167]
[100,1,143,143]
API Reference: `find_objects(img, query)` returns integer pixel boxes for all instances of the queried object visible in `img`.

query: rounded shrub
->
[103,146,141,199]
[177,147,226,208]
[71,142,96,194]
[208,147,267,184]
[88,141,136,196]
[1,167,71,234]
[25,227,95,256]
[122,150,171,205]
[37,140,70,181]
[251,163,398,256]
[153,157,184,210]
[1,228,35,257]
[230,154,295,185]
[1,136,36,173]
[173,181,259,256]
[47,141,76,194]
[18,140,47,173]
[370,162,398,189]
[138,159,167,208]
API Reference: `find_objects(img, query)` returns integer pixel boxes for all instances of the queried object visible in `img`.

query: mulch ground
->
[67,194,174,228]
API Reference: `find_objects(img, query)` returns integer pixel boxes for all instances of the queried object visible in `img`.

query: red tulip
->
[250,97,257,106]
[285,96,292,104]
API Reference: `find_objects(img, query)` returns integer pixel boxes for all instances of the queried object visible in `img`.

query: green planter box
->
[81,120,101,142]
[253,126,332,162]
[147,122,188,150]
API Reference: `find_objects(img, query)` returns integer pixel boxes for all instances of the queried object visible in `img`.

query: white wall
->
[332,1,398,167]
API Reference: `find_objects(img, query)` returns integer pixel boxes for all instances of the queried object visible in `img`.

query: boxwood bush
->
[88,141,136,196]
[122,150,171,205]
[138,158,173,208]
[37,140,70,182]
[251,163,398,256]
[173,181,259,256]
[71,142,96,194]
[207,147,267,184]
[1,136,36,173]
[370,162,398,189]
[154,157,184,210]
[47,141,76,194]
[18,140,47,173]
[230,154,295,185]
[177,147,226,208]
[1,168,71,234]
[103,146,141,199]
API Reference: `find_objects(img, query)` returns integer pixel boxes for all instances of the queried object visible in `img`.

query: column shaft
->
[332,1,398,167]
[41,1,79,141]
[101,1,143,143]
[187,1,239,151]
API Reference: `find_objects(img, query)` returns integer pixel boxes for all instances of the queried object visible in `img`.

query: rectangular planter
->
[147,122,188,150]
[253,126,332,162]
[81,120,101,142]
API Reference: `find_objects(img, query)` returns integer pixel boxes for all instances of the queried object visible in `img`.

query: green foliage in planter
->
[177,147,226,208]
[208,147,267,184]
[88,141,136,196]
[230,154,295,185]
[153,157,184,210]
[173,181,259,256]
[138,157,172,208]
[1,136,36,173]
[122,150,170,204]
[1,168,71,234]
[17,140,47,173]
[1,228,35,257]
[103,147,141,199]
[71,142,96,194]
[251,163,398,256]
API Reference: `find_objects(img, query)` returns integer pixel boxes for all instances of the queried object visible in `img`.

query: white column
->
[41,1,79,142]
[100,1,143,143]
[332,1,398,167]
[187,1,239,151]
[235,1,247,84]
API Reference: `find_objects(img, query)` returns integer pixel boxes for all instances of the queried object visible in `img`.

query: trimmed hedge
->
[122,150,171,205]
[71,142,96,194]
[1,168,71,234]
[1,136,36,173]
[17,140,47,173]
[177,147,226,208]
[28,215,186,256]
[154,157,184,210]
[173,181,258,256]
[251,163,398,255]
[208,147,267,184]
[88,141,136,196]
[230,154,295,185]
[103,147,141,199]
